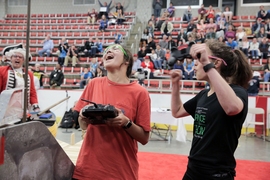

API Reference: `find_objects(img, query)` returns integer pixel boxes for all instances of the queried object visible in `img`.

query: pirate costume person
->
[0,44,40,112]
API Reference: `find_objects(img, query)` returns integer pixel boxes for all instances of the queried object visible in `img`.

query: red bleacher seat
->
[241,16,249,20]
[57,14,62,18]
[63,67,73,73]
[8,39,15,44]
[73,32,81,37]
[3,32,9,37]
[76,40,83,45]
[71,19,77,23]
[30,39,37,44]
[79,25,86,30]
[73,67,82,73]
[46,67,55,73]
[174,17,181,21]
[10,32,16,37]
[79,57,88,63]
[232,16,239,20]
[81,32,88,36]
[45,57,54,62]
[77,19,84,23]
[66,32,72,37]
[69,14,75,17]
[250,15,256,20]
[50,14,56,18]
[72,25,78,30]
[243,22,250,27]
[58,19,63,23]
[63,14,69,17]
[51,26,57,30]
[173,24,180,29]
[182,24,188,28]
[65,78,76,85]
[65,26,71,30]
[37,26,44,30]
[59,32,65,37]
[44,14,49,18]
[36,57,45,62]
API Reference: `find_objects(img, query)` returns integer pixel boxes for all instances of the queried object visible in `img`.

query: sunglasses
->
[208,55,227,66]
[104,44,127,57]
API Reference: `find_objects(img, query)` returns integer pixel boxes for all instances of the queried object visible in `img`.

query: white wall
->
[0,0,137,15]
[36,90,266,128]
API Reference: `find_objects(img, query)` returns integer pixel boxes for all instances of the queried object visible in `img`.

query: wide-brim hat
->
[2,43,32,62]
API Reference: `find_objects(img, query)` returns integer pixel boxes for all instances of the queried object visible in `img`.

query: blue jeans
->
[80,79,88,89]
[184,71,194,80]
[153,59,163,69]
[264,72,270,82]
[183,14,192,22]
[38,49,51,57]
[250,50,258,58]
[154,9,161,18]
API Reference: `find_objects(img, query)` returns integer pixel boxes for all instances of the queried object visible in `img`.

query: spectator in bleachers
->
[156,12,167,31]
[197,19,206,37]
[264,57,270,82]
[149,49,158,68]
[49,64,64,89]
[206,18,217,32]
[96,66,105,77]
[265,18,270,38]
[167,35,176,50]
[146,36,156,53]
[252,18,264,36]
[95,38,103,54]
[235,27,246,49]
[183,57,195,80]
[186,19,196,34]
[247,71,260,96]
[218,36,225,43]
[64,45,78,67]
[226,37,238,50]
[173,60,185,76]
[89,58,99,76]
[38,34,54,57]
[166,2,175,17]
[256,27,267,40]
[206,5,215,22]
[177,39,185,48]
[149,14,157,29]
[114,1,125,15]
[160,18,173,37]
[147,20,155,38]
[249,37,260,60]
[131,54,141,78]
[87,8,98,25]
[57,38,68,66]
[259,37,269,59]
[115,9,125,25]
[177,29,187,45]
[152,0,163,18]
[257,5,270,20]
[197,4,207,21]
[80,67,93,89]
[114,31,123,44]
[99,15,108,32]
[97,0,112,19]
[159,34,168,49]
[183,6,192,23]
[205,27,216,40]
[188,29,197,42]
[241,36,249,57]
[141,28,149,43]
[258,6,266,19]
[138,46,147,61]
[215,8,222,21]
[216,13,226,31]
[84,37,95,57]
[225,25,236,40]
[154,44,165,69]
[223,6,233,23]
[141,56,155,77]
[195,33,205,44]
[32,63,47,89]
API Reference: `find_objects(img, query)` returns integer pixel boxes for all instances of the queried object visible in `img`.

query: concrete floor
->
[56,128,270,162]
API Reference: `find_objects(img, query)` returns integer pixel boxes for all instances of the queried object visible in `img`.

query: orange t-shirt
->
[73,77,151,180]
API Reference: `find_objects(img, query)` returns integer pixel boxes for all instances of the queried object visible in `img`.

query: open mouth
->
[106,54,114,61]
[14,60,21,64]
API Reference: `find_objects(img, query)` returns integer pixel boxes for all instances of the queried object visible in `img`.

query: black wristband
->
[123,120,132,129]
[203,63,215,72]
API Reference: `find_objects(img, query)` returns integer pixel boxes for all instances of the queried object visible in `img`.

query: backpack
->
[59,109,74,128]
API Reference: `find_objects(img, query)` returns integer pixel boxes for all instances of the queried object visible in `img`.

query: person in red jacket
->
[0,44,40,112]
[141,56,155,77]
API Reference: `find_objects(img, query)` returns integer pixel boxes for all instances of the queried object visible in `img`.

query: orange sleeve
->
[28,71,38,105]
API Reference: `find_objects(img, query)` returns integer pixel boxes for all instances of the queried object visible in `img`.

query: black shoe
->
[74,124,80,129]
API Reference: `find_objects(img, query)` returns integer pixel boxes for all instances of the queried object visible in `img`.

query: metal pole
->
[22,0,31,123]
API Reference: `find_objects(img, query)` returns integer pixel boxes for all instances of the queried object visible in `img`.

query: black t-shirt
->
[32,70,45,87]
[183,85,248,177]
[247,76,260,94]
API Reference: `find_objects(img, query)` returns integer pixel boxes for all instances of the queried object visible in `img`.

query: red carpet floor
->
[138,152,270,180]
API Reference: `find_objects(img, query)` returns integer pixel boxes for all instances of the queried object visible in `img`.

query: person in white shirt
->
[249,37,260,59]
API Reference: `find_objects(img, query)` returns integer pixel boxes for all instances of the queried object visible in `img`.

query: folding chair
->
[246,107,265,141]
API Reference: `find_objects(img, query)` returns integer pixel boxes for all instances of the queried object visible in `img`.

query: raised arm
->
[170,70,190,118]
